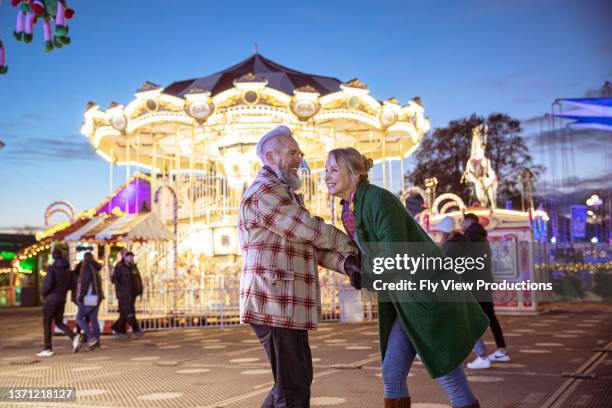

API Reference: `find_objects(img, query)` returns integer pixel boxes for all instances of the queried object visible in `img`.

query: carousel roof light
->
[82,54,430,170]
[340,78,370,96]
[410,96,423,108]
[135,81,163,99]
[233,72,268,90]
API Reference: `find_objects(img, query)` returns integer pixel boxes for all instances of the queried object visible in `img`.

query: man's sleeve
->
[42,267,53,297]
[110,265,118,285]
[316,247,355,274]
[257,184,357,257]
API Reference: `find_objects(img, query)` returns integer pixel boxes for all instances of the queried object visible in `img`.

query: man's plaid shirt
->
[238,166,357,330]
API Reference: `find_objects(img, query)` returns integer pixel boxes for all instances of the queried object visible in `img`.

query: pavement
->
[0,303,610,408]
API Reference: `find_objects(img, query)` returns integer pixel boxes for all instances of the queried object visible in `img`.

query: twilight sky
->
[0,0,610,229]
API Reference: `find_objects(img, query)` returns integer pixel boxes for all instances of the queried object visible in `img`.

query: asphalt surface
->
[0,303,610,407]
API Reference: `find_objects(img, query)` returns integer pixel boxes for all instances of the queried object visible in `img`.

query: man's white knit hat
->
[256,125,292,160]
[437,216,455,233]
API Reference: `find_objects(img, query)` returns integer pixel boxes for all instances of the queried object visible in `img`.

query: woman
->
[76,251,104,351]
[325,148,488,408]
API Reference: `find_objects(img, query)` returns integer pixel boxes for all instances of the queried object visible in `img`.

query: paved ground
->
[0,303,610,408]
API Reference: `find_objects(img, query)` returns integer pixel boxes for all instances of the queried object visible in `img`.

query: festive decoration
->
[2,0,75,73]
[0,40,7,74]
[53,0,72,47]
[13,5,25,42]
[23,10,34,43]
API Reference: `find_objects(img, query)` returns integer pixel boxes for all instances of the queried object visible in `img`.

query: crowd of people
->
[38,249,143,357]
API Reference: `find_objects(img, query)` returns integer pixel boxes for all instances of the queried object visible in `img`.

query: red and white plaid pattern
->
[238,166,357,330]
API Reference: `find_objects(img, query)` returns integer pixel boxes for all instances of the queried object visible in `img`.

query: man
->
[239,125,361,407]
[38,248,77,357]
[461,213,510,369]
[111,251,144,338]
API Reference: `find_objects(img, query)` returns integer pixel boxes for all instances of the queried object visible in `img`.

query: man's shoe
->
[36,349,54,357]
[133,330,144,338]
[112,330,129,340]
[488,351,511,362]
[72,334,82,353]
[86,340,101,351]
[467,356,491,369]
[384,397,411,408]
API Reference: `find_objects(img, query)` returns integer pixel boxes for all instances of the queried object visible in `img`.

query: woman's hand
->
[344,255,362,290]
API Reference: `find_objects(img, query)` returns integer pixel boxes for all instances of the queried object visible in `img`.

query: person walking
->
[75,252,104,351]
[111,251,144,338]
[461,213,510,369]
[37,248,77,357]
[325,148,487,408]
[71,258,88,346]
[239,126,360,408]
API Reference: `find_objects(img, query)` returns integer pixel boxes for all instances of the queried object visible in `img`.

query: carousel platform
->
[0,302,610,407]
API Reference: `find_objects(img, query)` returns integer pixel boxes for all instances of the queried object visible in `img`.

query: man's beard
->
[274,165,302,190]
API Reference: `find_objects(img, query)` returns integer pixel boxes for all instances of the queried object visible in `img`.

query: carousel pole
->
[152,135,157,206]
[125,137,130,213]
[109,149,114,213]
[189,127,195,229]
[400,143,405,194]
[154,186,177,313]
[388,142,393,192]
[136,132,140,213]
[381,131,387,189]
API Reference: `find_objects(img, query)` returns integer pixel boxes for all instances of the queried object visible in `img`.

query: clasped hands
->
[343,255,362,290]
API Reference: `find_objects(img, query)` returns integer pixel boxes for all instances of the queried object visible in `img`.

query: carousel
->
[77,54,430,328]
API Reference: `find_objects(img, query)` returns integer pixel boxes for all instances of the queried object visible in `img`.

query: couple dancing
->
[238,126,488,408]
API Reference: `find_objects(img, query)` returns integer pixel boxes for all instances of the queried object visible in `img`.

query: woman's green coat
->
[352,181,489,378]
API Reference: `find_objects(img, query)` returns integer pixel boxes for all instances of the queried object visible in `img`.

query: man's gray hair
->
[256,125,293,162]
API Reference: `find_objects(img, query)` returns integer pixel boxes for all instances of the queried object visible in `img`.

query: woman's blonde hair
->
[328,147,374,184]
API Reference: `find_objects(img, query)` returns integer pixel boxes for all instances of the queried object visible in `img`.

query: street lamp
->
[586,194,604,243]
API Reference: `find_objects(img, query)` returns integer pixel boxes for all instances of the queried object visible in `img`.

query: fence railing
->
[63,273,377,331]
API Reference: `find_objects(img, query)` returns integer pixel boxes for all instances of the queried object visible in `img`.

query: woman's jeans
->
[382,318,476,407]
[76,305,100,341]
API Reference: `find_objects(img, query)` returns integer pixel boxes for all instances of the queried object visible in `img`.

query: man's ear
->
[265,150,275,165]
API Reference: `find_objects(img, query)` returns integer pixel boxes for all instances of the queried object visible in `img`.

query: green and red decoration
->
[8,0,75,52]
[0,40,7,74]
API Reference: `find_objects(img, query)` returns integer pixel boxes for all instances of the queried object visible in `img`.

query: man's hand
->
[343,255,362,290]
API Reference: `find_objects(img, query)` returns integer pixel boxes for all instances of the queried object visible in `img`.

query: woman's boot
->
[384,397,411,408]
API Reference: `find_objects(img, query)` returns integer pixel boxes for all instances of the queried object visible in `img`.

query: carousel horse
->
[461,124,498,208]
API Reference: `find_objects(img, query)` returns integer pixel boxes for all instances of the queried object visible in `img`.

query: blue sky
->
[0,0,610,228]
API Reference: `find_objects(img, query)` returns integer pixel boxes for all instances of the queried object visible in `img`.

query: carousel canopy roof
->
[164,54,342,97]
[64,213,174,242]
[82,54,430,172]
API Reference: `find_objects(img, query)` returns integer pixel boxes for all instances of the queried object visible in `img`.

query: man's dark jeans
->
[43,301,74,350]
[251,323,313,408]
[111,297,141,334]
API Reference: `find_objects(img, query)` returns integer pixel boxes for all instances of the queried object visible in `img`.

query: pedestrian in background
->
[75,252,104,351]
[38,248,77,357]
[462,213,510,369]
[111,251,144,338]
